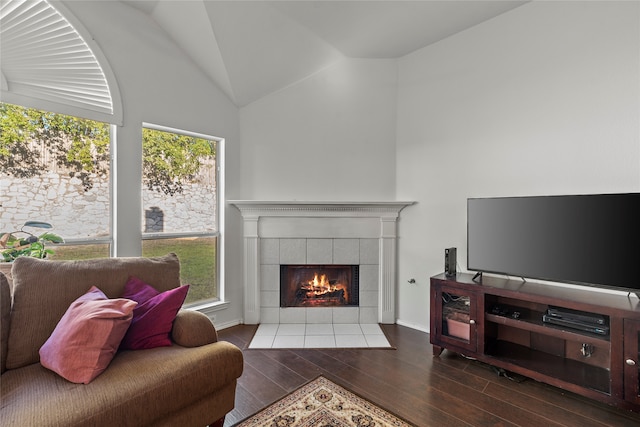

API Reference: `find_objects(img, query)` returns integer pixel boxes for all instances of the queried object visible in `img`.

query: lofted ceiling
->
[120,0,528,107]
[0,1,529,114]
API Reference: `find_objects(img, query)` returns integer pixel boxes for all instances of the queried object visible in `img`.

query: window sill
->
[186,300,230,317]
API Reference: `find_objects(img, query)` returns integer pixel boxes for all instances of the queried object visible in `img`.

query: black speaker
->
[445,247,457,276]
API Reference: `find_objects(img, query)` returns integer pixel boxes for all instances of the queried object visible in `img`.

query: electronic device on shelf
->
[542,306,610,336]
[542,314,610,336]
[545,306,607,325]
[444,247,457,277]
[467,193,640,296]
[489,305,522,319]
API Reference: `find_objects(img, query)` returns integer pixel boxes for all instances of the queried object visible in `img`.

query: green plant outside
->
[1,232,64,262]
[49,237,217,305]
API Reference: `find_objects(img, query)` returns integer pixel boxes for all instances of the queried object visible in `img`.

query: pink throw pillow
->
[119,276,189,350]
[39,286,137,384]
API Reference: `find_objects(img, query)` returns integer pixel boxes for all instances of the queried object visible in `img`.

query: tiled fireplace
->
[230,201,413,325]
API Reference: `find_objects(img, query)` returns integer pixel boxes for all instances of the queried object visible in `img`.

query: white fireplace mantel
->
[229,200,415,217]
[229,200,415,324]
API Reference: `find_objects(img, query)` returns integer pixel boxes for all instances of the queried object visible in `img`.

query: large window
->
[141,124,221,305]
[0,103,111,259]
[1,105,223,306]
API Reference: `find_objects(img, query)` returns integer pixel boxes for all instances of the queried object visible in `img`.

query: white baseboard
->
[395,319,429,333]
[212,318,430,333]
[214,318,243,330]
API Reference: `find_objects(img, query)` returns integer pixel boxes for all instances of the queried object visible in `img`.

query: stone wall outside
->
[0,172,216,239]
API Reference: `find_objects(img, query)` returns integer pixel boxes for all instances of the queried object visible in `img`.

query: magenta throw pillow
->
[119,276,189,350]
[39,286,137,384]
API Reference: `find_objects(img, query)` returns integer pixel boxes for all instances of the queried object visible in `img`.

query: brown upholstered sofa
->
[0,254,243,427]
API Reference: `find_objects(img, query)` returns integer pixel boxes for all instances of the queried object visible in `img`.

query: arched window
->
[1,0,119,257]
[0,0,121,124]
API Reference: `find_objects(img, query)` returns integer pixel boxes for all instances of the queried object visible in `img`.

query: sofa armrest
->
[171,309,218,347]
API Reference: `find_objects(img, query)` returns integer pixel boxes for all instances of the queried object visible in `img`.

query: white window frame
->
[141,122,226,311]
[0,107,115,254]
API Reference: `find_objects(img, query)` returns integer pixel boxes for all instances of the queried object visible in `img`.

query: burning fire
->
[308,273,333,294]
[301,273,347,299]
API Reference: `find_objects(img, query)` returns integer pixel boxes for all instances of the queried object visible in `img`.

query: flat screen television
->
[467,193,640,293]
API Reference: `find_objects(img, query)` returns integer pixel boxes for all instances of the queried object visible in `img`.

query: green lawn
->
[50,237,217,305]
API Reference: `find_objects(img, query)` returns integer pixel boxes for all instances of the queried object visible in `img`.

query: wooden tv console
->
[430,273,640,412]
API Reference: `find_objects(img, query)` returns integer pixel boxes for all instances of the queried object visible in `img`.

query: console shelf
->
[485,312,611,344]
[430,273,640,412]
[485,340,611,395]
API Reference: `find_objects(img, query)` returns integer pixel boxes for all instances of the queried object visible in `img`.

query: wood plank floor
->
[218,324,640,426]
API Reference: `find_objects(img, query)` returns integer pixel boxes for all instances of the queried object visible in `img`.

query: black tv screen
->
[467,193,640,291]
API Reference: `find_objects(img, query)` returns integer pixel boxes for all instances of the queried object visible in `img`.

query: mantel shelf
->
[228,200,415,218]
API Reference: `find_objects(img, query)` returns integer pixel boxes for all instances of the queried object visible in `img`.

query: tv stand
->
[430,273,640,412]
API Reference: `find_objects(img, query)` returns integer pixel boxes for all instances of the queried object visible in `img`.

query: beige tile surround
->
[260,237,379,324]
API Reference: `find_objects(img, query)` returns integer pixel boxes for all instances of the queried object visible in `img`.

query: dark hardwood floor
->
[218,324,640,426]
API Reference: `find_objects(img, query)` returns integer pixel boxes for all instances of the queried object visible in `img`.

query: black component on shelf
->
[546,306,608,326]
[542,314,610,336]
[445,247,457,276]
[489,304,524,320]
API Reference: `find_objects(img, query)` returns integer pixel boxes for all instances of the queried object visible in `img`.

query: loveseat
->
[0,253,243,427]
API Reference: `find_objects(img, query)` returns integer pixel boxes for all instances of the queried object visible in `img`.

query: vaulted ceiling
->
[121,1,528,107]
[1,0,529,115]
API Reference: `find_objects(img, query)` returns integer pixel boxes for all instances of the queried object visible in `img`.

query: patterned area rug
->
[235,376,415,426]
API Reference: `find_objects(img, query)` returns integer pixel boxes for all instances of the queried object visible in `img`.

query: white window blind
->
[0,0,113,115]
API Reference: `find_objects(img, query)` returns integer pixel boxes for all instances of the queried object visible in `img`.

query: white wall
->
[238,58,398,201]
[59,1,245,327]
[396,1,640,331]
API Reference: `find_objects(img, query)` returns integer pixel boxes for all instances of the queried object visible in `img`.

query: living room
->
[3,0,631,333]
[1,0,639,425]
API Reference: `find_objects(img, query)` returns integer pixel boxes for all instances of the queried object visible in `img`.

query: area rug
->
[234,376,415,427]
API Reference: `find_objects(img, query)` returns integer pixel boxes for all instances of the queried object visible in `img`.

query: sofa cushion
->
[6,254,180,370]
[119,276,189,350]
[0,342,244,427]
[39,286,136,384]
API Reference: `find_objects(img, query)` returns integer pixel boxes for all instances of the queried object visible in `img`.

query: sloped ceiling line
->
[123,0,528,107]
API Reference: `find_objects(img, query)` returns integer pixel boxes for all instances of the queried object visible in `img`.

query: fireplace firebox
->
[280,265,359,308]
